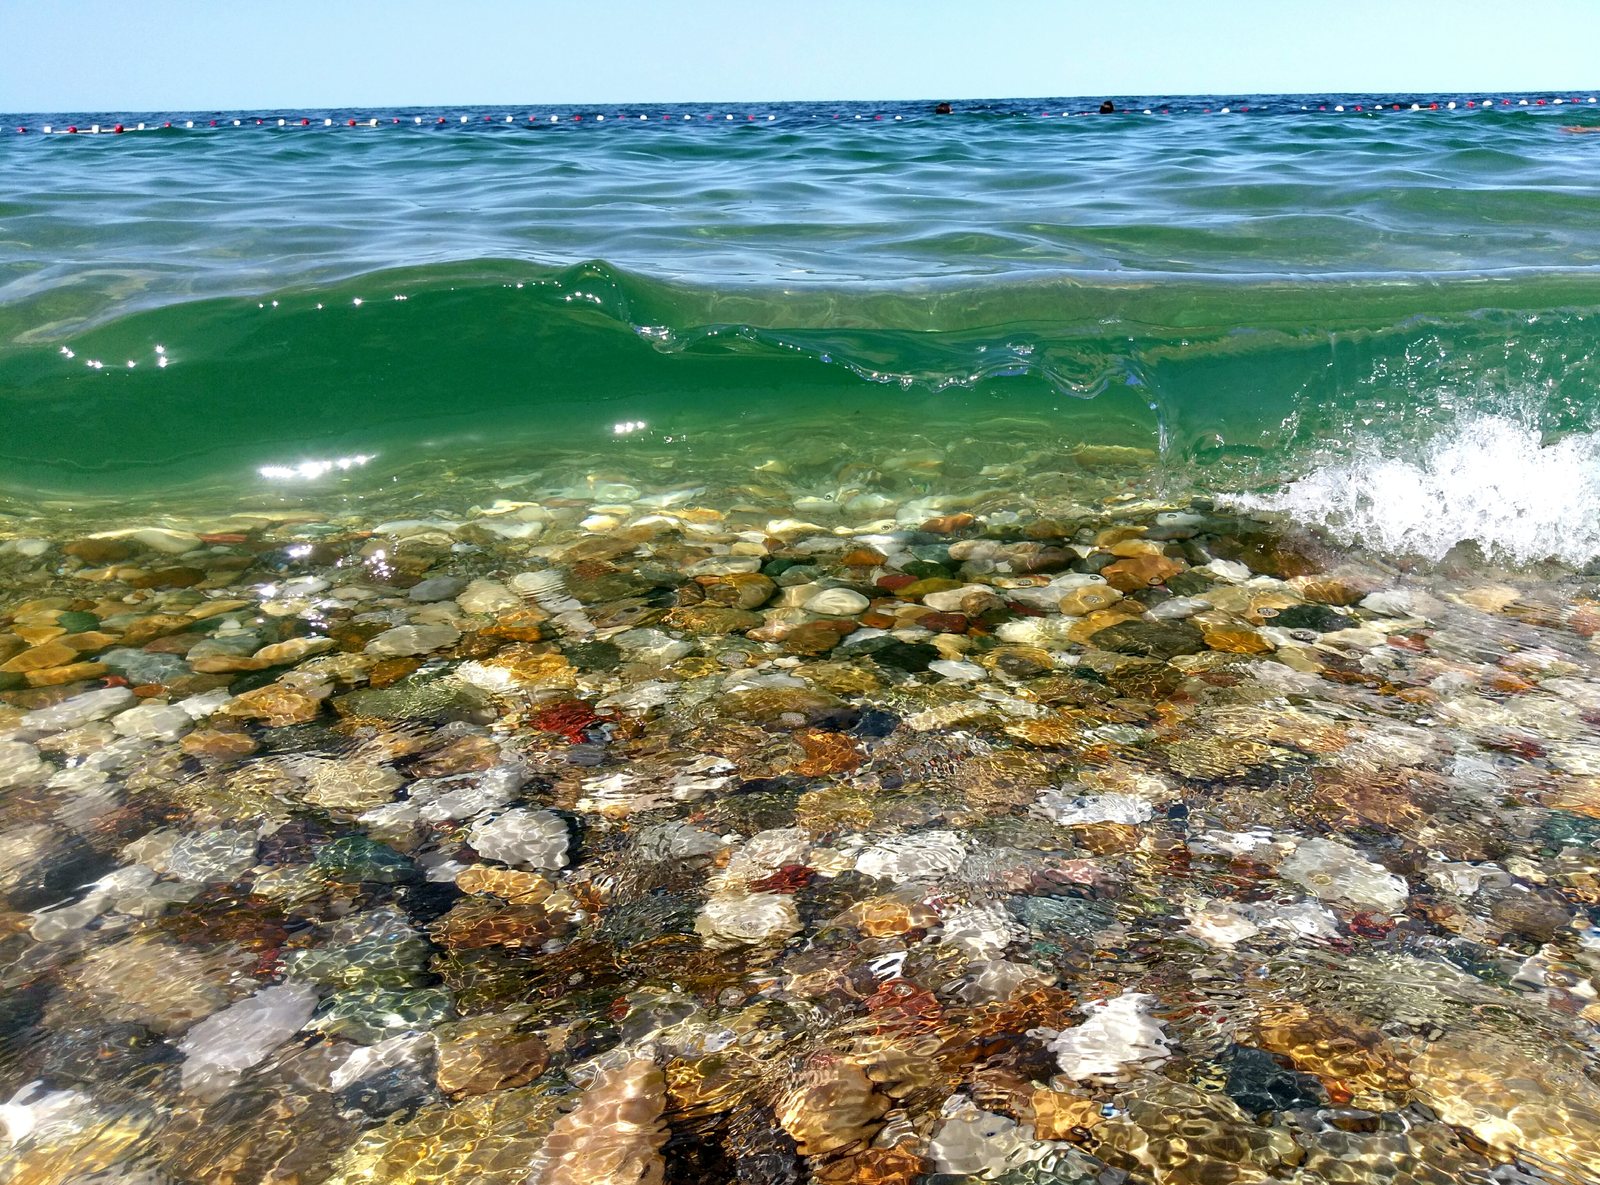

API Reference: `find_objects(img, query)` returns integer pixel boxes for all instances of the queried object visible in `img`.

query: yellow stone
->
[13,625,66,646]
[1065,604,1145,644]
[223,684,323,727]
[1031,1086,1104,1140]
[60,631,119,653]
[187,599,256,620]
[1195,613,1274,654]
[456,865,553,904]
[0,641,78,673]
[26,662,108,687]
[1058,585,1124,616]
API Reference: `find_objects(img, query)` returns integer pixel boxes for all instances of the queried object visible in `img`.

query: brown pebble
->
[180,730,261,760]
[119,615,198,646]
[783,620,856,656]
[368,657,423,688]
[128,566,206,590]
[64,538,135,564]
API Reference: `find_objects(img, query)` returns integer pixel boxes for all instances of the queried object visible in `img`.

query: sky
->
[3,0,1597,112]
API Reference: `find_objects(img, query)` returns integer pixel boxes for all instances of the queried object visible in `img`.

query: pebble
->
[467,808,569,870]
[110,701,195,741]
[365,623,461,657]
[177,983,318,1094]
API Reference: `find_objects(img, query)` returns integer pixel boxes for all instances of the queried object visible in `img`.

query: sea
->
[1,96,1599,1183]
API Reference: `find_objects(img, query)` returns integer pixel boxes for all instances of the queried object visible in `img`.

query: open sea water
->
[1,96,1600,1184]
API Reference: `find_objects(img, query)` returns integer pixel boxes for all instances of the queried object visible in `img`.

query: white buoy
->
[1447,101,1456,109]
[726,114,734,120]
[597,115,605,121]
[1410,103,1420,110]
[91,124,100,133]
[1519,98,1529,105]
[1335,105,1344,112]
[42,124,51,133]
[639,114,647,120]
[278,118,285,126]
[505,115,512,122]
[1555,98,1566,105]
[137,122,145,130]
[1219,106,1230,114]
[186,120,194,128]
[232,119,240,126]
[367,118,376,126]
[414,116,421,124]
[324,118,332,126]
[460,115,468,123]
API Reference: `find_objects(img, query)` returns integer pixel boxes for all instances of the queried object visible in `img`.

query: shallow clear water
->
[2,97,1600,1185]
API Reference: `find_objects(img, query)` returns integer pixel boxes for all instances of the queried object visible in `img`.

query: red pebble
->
[917,611,970,634]
[876,572,917,592]
[749,864,815,894]
[529,699,605,743]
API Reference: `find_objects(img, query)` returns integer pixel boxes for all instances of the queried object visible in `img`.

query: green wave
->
[3,259,1599,496]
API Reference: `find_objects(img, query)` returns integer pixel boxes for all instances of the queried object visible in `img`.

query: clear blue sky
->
[3,0,1596,112]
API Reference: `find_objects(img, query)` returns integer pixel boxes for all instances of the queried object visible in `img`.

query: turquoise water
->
[5,96,1600,559]
[6,99,1600,1185]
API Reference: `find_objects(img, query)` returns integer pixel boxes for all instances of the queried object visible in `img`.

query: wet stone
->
[1088,619,1206,660]
[1271,603,1357,632]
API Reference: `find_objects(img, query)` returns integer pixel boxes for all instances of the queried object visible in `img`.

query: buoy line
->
[11,97,1600,135]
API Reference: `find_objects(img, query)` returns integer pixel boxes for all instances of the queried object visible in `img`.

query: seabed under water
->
[1,433,1599,1185]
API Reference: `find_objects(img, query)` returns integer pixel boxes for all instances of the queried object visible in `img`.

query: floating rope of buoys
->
[15,97,1600,134]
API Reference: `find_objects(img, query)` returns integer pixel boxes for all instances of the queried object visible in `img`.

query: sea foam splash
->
[1240,415,1600,566]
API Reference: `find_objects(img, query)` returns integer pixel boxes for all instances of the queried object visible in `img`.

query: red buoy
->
[68,126,78,133]
[114,124,124,133]
[347,119,356,126]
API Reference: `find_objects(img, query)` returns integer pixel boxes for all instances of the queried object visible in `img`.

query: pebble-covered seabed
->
[2,433,1599,1185]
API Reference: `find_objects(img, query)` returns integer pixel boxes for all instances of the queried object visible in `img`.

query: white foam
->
[1240,414,1600,565]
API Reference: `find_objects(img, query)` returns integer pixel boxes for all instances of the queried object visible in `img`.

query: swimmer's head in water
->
[1099,100,1116,114]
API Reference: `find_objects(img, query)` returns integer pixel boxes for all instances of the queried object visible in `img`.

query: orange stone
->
[1101,553,1186,592]
[841,548,887,567]
[794,728,864,776]
[919,513,976,535]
